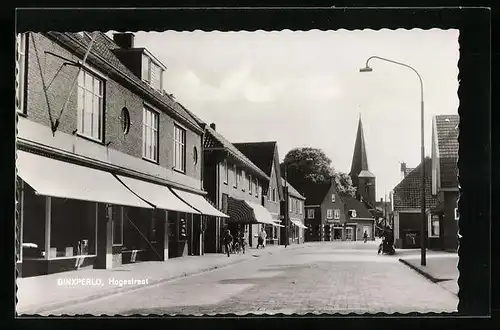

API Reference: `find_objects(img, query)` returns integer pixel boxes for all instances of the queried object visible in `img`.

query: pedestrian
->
[363,230,368,243]
[223,229,233,257]
[260,227,267,249]
[239,230,246,254]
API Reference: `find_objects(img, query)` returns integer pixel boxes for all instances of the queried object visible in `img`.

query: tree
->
[281,147,357,198]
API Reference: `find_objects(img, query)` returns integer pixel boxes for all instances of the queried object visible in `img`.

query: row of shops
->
[16,149,228,278]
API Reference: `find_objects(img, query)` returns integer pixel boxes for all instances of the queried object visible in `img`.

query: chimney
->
[400,162,407,180]
[209,123,216,131]
[113,33,135,49]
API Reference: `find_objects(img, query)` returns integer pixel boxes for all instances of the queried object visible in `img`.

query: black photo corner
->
[2,4,493,329]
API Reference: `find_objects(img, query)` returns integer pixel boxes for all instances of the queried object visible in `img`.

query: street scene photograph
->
[15,27,460,316]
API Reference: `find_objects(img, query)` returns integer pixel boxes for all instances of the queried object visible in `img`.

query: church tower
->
[349,115,376,209]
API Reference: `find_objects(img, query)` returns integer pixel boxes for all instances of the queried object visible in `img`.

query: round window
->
[193,146,198,165]
[121,107,130,134]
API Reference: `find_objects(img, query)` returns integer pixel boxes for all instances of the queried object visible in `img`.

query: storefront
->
[16,151,153,277]
[290,219,307,244]
[225,197,281,249]
[16,150,226,277]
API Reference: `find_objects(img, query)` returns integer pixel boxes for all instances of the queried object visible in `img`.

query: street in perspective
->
[15,26,460,316]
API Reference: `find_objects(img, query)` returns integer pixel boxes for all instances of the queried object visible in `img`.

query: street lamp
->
[359,55,427,266]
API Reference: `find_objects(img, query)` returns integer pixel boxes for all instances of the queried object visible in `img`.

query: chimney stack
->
[113,33,135,49]
[209,123,216,131]
[400,162,407,180]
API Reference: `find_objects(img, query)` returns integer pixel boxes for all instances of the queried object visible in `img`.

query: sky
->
[119,29,459,201]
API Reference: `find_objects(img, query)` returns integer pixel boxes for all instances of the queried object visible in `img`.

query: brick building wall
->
[25,32,202,181]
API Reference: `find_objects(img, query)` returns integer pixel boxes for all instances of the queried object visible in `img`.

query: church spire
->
[349,116,369,180]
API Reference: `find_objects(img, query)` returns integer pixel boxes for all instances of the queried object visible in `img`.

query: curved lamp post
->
[359,56,427,266]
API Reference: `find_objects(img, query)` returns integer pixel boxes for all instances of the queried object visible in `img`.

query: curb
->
[398,258,440,283]
[18,257,249,315]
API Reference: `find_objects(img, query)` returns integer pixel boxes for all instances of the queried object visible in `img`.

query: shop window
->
[429,214,440,238]
[112,206,123,246]
[50,198,97,258]
[21,184,46,259]
[122,208,151,251]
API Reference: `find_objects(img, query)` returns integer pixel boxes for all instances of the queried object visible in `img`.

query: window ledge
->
[142,157,159,165]
[77,133,104,145]
[173,168,186,175]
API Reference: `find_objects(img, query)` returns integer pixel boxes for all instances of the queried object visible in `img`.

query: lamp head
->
[359,66,373,73]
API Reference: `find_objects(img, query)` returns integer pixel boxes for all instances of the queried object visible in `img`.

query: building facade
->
[202,124,280,252]
[392,157,440,249]
[303,181,374,242]
[15,32,224,277]
[280,179,307,245]
[233,142,285,246]
[431,115,460,251]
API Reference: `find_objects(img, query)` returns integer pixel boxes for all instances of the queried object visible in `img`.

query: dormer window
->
[142,53,163,92]
[350,209,357,218]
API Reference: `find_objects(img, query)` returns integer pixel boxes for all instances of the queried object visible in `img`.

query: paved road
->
[46,241,458,315]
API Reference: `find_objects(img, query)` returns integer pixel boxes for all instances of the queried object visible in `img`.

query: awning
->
[290,219,308,229]
[117,175,199,214]
[17,151,152,209]
[226,197,256,224]
[171,188,229,218]
[244,201,276,225]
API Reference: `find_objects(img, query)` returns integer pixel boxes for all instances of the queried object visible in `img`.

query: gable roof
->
[233,141,284,199]
[281,178,306,200]
[46,31,202,133]
[342,195,373,219]
[303,182,333,206]
[435,115,459,188]
[349,117,370,183]
[393,157,439,211]
[203,127,269,180]
[233,142,276,176]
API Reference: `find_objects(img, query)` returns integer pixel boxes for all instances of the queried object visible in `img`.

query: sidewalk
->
[17,243,305,315]
[398,251,459,296]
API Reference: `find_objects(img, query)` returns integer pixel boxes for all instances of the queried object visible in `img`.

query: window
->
[193,146,198,165]
[240,170,245,191]
[454,208,459,220]
[332,194,336,202]
[299,201,302,214]
[120,107,130,134]
[142,107,159,162]
[112,206,123,245]
[223,160,228,184]
[142,54,163,91]
[307,209,315,219]
[350,209,357,218]
[254,179,258,196]
[16,33,27,114]
[429,214,440,237]
[248,174,252,194]
[77,69,104,141]
[233,165,238,188]
[326,209,333,219]
[334,209,340,220]
[174,124,186,171]
[289,197,292,212]
[272,188,276,202]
